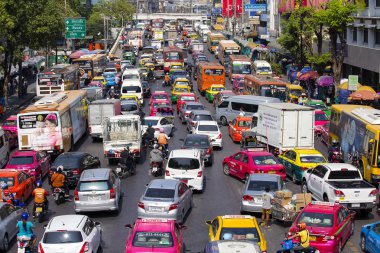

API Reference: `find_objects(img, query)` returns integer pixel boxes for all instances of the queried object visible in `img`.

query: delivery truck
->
[88,99,121,141]
[256,103,315,152]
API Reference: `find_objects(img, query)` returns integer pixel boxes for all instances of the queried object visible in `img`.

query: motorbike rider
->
[186,64,192,76]
[164,73,170,86]
[157,128,170,150]
[287,222,310,252]
[147,68,154,81]
[149,144,164,168]
[50,166,69,197]
[144,122,155,147]
[328,139,341,162]
[120,146,134,173]
[17,212,35,243]
[32,180,49,216]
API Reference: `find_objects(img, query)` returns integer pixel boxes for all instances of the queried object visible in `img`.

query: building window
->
[377,0,380,7]
[353,28,357,42]
[376,30,380,45]
[364,0,369,7]
[364,28,368,43]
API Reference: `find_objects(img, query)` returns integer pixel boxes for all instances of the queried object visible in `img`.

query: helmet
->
[21,212,29,221]
[36,180,42,188]
[297,222,306,231]
[301,93,306,96]
[265,186,270,192]
[148,122,153,127]
[159,128,164,133]
[153,144,159,149]
[222,233,233,240]
[56,166,63,173]
[332,139,339,146]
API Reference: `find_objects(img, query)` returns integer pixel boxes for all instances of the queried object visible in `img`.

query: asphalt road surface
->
[7,42,379,253]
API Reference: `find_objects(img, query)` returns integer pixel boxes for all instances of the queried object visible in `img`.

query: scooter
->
[150,161,163,177]
[53,187,66,205]
[276,239,319,253]
[17,235,36,253]
[330,150,343,163]
[34,202,47,223]
[116,156,136,179]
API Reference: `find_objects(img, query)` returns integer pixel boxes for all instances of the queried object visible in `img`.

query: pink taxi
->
[5,150,51,180]
[2,115,17,134]
[149,91,170,105]
[150,101,172,116]
[314,110,329,136]
[125,218,185,253]
[289,201,355,253]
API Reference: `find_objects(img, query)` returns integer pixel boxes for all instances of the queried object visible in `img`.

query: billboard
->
[222,0,243,18]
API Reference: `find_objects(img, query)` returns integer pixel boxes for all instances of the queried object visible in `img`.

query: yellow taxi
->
[144,62,155,71]
[278,148,326,183]
[139,54,153,66]
[286,84,304,103]
[205,215,267,253]
[173,78,191,89]
[205,84,225,103]
[171,84,190,104]
[120,94,141,107]
[169,62,184,71]
[92,76,107,86]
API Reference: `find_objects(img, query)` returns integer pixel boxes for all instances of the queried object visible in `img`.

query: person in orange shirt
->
[157,128,170,150]
[32,180,49,216]
[50,166,69,197]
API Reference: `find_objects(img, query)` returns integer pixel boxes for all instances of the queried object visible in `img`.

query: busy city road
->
[6,43,378,253]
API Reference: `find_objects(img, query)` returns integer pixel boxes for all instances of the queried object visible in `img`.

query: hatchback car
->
[149,91,170,105]
[74,168,121,213]
[240,174,284,214]
[125,218,185,253]
[2,115,17,134]
[178,102,205,124]
[186,110,213,133]
[193,121,222,148]
[0,202,23,252]
[51,152,101,187]
[165,149,205,192]
[182,134,214,166]
[6,150,51,180]
[176,93,198,111]
[137,179,193,224]
[121,100,141,116]
[39,215,102,253]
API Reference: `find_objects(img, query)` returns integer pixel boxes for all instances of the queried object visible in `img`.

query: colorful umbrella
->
[298,71,319,81]
[350,90,380,101]
[356,85,376,93]
[300,66,312,74]
[316,76,334,87]
[70,50,86,59]
[339,81,362,90]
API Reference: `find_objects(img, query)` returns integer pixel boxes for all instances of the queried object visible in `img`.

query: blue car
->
[361,221,380,253]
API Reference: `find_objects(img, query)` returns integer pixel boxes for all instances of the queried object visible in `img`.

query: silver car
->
[178,102,205,124]
[186,110,213,133]
[0,203,23,251]
[74,168,121,213]
[240,174,284,214]
[137,179,193,224]
[121,100,140,115]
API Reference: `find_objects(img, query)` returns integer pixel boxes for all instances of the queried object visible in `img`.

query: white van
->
[253,60,272,75]
[121,80,143,105]
[0,128,9,168]
[214,95,280,125]
[122,68,140,82]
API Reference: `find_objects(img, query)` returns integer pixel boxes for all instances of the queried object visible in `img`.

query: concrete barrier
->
[109,27,125,59]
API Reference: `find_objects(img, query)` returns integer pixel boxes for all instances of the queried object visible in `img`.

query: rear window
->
[145,188,175,198]
[77,180,110,191]
[9,156,34,165]
[297,212,334,227]
[3,120,16,126]
[53,156,81,168]
[238,120,251,127]
[0,177,14,187]
[121,104,138,111]
[142,119,159,126]
[153,94,168,100]
[248,181,279,191]
[184,138,209,148]
[198,125,218,132]
[328,170,361,180]
[123,74,139,80]
[168,158,200,170]
[180,96,195,102]
[315,113,328,121]
[220,228,260,243]
[194,115,213,121]
[132,232,173,248]
[252,156,279,165]
[122,86,141,93]
[300,155,325,163]
[43,231,83,244]
[187,104,204,110]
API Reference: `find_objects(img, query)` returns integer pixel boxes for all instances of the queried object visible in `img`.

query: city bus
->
[17,90,88,154]
[72,54,107,86]
[228,55,252,82]
[36,64,80,97]
[329,105,380,184]
[163,46,185,72]
[243,75,287,101]
[128,30,144,49]
[206,33,225,53]
[218,40,240,67]
[196,62,225,94]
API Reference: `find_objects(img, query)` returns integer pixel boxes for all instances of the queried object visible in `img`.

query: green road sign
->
[65,18,86,39]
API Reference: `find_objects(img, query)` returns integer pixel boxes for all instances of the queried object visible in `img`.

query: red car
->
[222,151,286,181]
[320,122,329,145]
[176,93,198,111]
[2,115,17,134]
[150,101,172,116]
[5,150,51,180]
[289,201,355,253]
[314,110,329,136]
[5,130,18,149]
[149,91,170,105]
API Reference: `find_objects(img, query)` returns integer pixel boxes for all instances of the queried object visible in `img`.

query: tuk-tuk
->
[240,131,268,151]
[123,51,136,65]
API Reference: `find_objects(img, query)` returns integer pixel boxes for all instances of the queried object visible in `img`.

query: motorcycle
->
[150,161,163,177]
[17,235,36,253]
[276,239,319,253]
[158,144,169,159]
[330,150,343,163]
[34,202,47,223]
[52,187,65,205]
[116,151,136,178]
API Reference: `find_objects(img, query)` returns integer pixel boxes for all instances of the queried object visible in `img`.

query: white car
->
[39,215,102,253]
[142,116,174,137]
[165,149,205,192]
[193,121,222,148]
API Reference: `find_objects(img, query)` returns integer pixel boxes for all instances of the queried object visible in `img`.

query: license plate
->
[18,248,25,253]
[339,197,345,201]
[309,236,316,241]
[149,206,164,212]
[268,171,276,174]
[36,207,43,212]
[255,197,262,203]
[352,203,360,207]
[89,195,101,201]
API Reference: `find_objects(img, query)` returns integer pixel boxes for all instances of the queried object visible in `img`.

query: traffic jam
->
[1,19,380,253]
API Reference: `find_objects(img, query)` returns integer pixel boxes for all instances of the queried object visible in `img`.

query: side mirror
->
[205,220,212,226]
[125,224,132,229]
[43,224,48,229]
[94,221,101,227]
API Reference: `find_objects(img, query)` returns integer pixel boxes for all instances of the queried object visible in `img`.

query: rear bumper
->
[240,201,262,213]
[137,208,178,220]
[211,139,222,148]
[339,202,375,210]
[75,199,118,212]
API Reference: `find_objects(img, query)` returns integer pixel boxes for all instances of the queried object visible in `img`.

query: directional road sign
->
[65,18,86,39]
[244,4,267,12]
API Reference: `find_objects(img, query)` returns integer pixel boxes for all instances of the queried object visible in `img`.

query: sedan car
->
[182,134,214,166]
[223,151,286,182]
[5,150,51,180]
[241,174,284,214]
[0,170,35,202]
[137,179,193,224]
[149,91,170,105]
[178,102,205,124]
[278,148,326,183]
[186,110,213,133]
[289,202,355,253]
[205,84,225,103]
[0,203,23,252]
[125,218,185,253]
[150,101,172,116]
[142,116,174,137]
[39,215,102,253]
[50,152,101,187]
[193,121,222,148]
[2,115,17,134]
[360,221,380,253]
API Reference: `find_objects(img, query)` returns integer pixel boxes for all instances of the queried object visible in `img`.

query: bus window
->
[204,69,223,76]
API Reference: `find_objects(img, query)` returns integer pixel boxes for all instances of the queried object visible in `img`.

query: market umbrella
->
[298,71,319,81]
[356,85,376,93]
[339,81,362,90]
[300,66,311,74]
[316,76,334,86]
[69,50,86,59]
[349,89,380,101]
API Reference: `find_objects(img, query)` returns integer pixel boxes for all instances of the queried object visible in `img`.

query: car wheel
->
[360,235,366,252]
[244,173,249,182]
[2,234,8,251]
[223,164,229,175]
[338,240,342,253]
[301,181,309,193]
[350,223,354,236]
[221,117,227,126]
[292,172,297,184]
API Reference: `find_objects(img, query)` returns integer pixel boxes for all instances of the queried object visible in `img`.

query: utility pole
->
[232,0,237,37]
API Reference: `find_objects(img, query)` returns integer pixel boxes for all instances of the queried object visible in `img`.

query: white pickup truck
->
[301,163,377,215]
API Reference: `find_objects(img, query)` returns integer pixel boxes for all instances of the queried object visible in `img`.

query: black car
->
[50,152,101,187]
[141,81,151,98]
[181,134,214,166]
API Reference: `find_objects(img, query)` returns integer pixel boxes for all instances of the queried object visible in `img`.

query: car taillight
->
[217,133,222,139]
[39,243,45,253]
[138,201,145,210]
[169,203,178,211]
[185,112,190,116]
[369,189,377,197]
[72,169,80,175]
[74,190,79,201]
[300,167,308,171]
[334,189,345,197]
[197,171,203,177]
[110,188,116,199]
[191,121,196,126]
[206,147,212,155]
[79,242,89,253]
[243,195,253,201]
[323,235,335,241]
[165,170,170,176]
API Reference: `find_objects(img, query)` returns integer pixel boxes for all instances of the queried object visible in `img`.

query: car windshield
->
[153,94,168,100]
[123,74,140,80]
[153,103,170,108]
[328,170,361,180]
[132,232,173,248]
[168,158,200,170]
[180,96,195,102]
[176,81,189,86]
[43,231,83,244]
[0,177,14,187]
[9,156,34,165]
[145,188,175,198]
[142,119,159,126]
[187,105,204,110]
[77,181,110,191]
[290,90,303,97]
[122,86,142,93]
[220,228,260,242]
[121,103,138,111]
[300,155,325,163]
[174,87,189,93]
[238,120,251,127]
[198,125,218,132]
[315,113,328,121]
[297,212,334,227]
[248,181,279,191]
[252,156,279,165]
[232,63,252,74]
[53,156,81,168]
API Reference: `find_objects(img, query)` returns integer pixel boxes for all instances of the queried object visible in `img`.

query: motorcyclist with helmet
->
[144,122,156,148]
[50,166,69,197]
[16,212,36,245]
[328,139,342,162]
[149,144,164,168]
[164,73,170,86]
[120,146,134,173]
[287,222,310,252]
[32,181,49,216]
[157,128,170,150]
